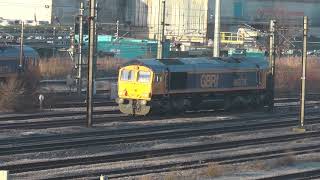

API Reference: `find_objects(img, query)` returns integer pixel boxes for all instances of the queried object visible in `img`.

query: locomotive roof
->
[124,57,269,73]
[0,45,39,59]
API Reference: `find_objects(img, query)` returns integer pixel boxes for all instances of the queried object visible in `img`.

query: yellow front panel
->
[118,65,153,101]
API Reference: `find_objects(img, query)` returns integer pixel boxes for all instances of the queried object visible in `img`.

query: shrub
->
[39,58,74,79]
[38,57,126,79]
[0,69,40,112]
[139,175,153,180]
[96,57,127,77]
[275,57,320,95]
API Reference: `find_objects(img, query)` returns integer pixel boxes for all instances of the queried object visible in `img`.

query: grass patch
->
[275,57,320,95]
[274,152,296,167]
[139,175,153,180]
[96,57,127,77]
[39,57,126,79]
[204,163,225,177]
[39,58,74,79]
[164,172,179,180]
[38,56,320,95]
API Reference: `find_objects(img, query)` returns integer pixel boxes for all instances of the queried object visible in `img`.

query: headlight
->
[116,98,124,104]
[140,100,147,105]
[142,93,151,98]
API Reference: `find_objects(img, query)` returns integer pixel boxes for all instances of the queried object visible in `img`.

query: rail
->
[40,77,117,84]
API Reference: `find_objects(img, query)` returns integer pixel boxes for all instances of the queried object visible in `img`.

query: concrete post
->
[19,21,24,72]
[87,0,96,128]
[0,170,9,180]
[157,0,166,59]
[213,0,221,57]
[293,16,308,133]
[299,16,308,130]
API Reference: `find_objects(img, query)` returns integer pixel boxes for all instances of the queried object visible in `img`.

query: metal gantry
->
[77,2,84,96]
[269,20,276,110]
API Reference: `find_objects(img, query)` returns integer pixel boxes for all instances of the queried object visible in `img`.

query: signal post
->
[87,0,97,127]
[294,16,308,133]
[268,20,276,110]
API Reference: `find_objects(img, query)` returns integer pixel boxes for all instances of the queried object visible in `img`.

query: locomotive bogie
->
[118,99,151,116]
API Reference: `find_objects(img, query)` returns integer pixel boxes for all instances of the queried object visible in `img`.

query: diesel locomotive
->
[0,45,39,81]
[116,56,271,115]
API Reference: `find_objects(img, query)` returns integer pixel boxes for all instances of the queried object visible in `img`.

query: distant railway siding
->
[0,27,71,49]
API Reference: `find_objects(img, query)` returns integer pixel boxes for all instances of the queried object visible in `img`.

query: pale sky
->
[0,0,52,21]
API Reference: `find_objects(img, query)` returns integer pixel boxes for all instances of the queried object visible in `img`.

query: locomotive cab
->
[117,65,154,115]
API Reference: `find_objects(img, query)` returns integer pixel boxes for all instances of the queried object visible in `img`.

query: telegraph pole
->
[77,2,84,96]
[70,28,75,61]
[19,21,24,72]
[213,0,221,57]
[53,26,56,57]
[115,20,119,40]
[157,0,166,59]
[86,0,97,127]
[268,20,276,110]
[298,16,308,132]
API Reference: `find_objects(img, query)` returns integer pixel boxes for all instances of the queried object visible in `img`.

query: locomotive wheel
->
[223,96,233,111]
[119,100,151,116]
[190,97,202,110]
[171,98,186,114]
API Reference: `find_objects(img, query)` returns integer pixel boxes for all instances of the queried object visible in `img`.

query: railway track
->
[0,109,120,122]
[0,101,319,129]
[0,98,318,123]
[5,130,320,178]
[50,96,319,109]
[45,96,320,109]
[1,110,320,159]
[56,142,320,180]
[1,102,319,179]
[257,168,320,180]
[49,100,116,108]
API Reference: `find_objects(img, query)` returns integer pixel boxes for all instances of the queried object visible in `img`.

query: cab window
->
[120,69,134,81]
[138,71,151,83]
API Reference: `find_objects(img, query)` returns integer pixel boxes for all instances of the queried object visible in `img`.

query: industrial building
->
[0,0,53,23]
[119,0,320,47]
[0,0,319,39]
[0,0,79,25]
[125,0,208,44]
[208,0,320,37]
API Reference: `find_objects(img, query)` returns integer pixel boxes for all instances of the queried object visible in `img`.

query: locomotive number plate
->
[200,74,219,88]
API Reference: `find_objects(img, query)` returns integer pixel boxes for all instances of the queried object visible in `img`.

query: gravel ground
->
[0,103,320,179]
[11,140,320,180]
[119,154,320,180]
[7,124,320,179]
